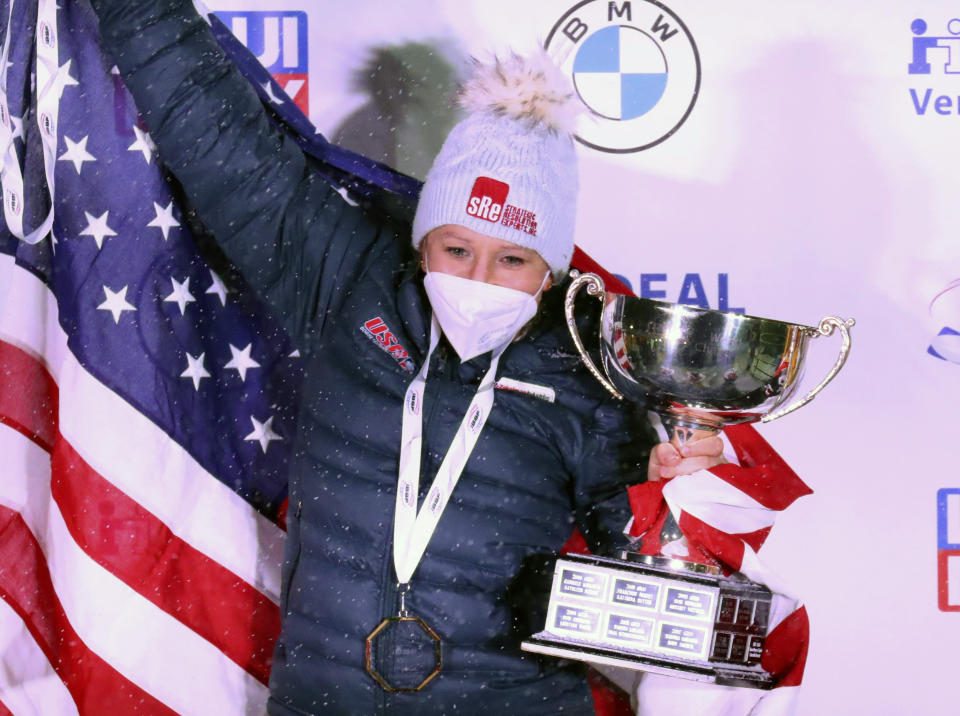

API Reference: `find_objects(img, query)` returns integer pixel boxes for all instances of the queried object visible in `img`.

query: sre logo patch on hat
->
[466,177,509,223]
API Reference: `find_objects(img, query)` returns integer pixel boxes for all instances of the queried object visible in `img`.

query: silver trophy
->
[562,271,854,439]
[521,271,854,688]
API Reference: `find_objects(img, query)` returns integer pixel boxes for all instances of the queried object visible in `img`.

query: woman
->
[89,1,726,713]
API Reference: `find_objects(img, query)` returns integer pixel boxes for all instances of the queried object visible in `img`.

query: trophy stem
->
[657,417,719,544]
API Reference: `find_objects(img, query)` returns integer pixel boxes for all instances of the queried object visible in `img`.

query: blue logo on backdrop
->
[909,18,960,75]
[908,18,960,115]
[215,11,310,116]
[928,280,960,364]
[573,25,668,121]
[546,1,701,153]
[215,11,308,73]
[613,273,745,313]
[937,488,960,611]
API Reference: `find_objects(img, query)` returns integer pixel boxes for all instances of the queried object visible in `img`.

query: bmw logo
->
[546,0,701,153]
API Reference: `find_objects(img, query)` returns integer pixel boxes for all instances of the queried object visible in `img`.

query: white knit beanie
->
[412,52,579,279]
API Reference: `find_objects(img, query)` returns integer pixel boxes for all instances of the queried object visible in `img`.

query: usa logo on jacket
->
[361,317,416,373]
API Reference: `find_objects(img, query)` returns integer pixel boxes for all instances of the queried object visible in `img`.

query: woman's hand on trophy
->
[647,435,727,482]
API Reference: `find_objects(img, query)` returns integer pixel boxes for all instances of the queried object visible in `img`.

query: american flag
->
[0,2,619,713]
[0,1,810,714]
[0,1,309,712]
[622,422,811,715]
[0,2,602,713]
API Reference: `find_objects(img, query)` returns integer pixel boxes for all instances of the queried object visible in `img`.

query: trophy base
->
[521,634,775,690]
[521,553,782,691]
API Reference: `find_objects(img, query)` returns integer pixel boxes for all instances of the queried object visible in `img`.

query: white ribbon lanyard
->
[0,0,63,245]
[392,316,505,586]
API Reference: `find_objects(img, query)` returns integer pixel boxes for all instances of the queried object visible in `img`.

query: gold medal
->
[365,584,442,692]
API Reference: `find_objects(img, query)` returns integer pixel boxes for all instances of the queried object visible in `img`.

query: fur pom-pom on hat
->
[459,52,579,135]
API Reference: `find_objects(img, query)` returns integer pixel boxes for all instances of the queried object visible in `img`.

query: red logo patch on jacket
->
[361,317,415,373]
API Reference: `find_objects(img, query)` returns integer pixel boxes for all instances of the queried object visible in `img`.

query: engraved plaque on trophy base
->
[521,553,778,689]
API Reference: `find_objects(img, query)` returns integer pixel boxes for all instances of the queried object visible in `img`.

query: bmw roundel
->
[546,0,701,153]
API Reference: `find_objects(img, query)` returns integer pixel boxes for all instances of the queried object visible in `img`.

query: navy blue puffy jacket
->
[92,1,653,713]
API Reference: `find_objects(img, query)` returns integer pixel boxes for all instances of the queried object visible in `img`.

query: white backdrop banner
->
[204,1,960,713]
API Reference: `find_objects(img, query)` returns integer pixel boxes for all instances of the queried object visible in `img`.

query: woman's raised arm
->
[90,0,390,341]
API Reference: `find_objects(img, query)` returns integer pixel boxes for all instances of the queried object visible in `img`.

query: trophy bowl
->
[565,271,854,434]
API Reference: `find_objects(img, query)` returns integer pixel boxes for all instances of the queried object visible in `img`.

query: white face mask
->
[423,270,550,362]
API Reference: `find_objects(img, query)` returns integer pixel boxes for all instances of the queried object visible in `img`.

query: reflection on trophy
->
[521,271,854,688]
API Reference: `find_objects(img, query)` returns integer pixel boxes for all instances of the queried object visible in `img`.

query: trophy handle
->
[760,316,855,423]
[564,270,624,400]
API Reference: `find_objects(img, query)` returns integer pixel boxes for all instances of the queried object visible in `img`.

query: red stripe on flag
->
[627,481,666,538]
[0,506,176,716]
[50,435,281,685]
[0,337,281,685]
[712,425,812,511]
[571,247,634,296]
[626,481,671,555]
[628,484,775,556]
[587,668,633,716]
[677,511,747,572]
[761,605,809,687]
[736,525,773,553]
[0,697,12,716]
[0,340,58,451]
[560,527,590,556]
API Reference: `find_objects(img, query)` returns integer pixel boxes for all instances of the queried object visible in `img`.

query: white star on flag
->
[9,115,23,142]
[334,185,360,207]
[97,285,136,324]
[54,58,80,91]
[79,210,117,249]
[244,415,282,453]
[128,124,157,163]
[180,352,211,391]
[164,276,196,316]
[225,343,261,382]
[260,80,284,105]
[205,269,228,306]
[59,135,97,174]
[147,201,180,240]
